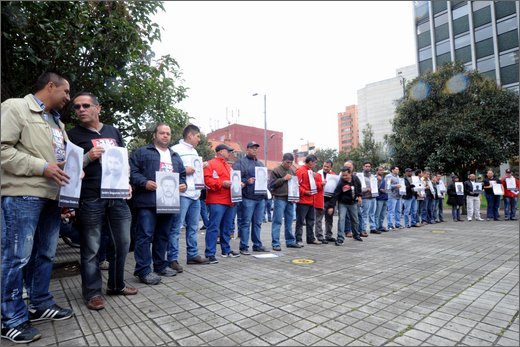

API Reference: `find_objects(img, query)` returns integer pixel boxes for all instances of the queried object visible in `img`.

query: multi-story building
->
[337,105,359,153]
[415,1,519,91]
[357,65,418,145]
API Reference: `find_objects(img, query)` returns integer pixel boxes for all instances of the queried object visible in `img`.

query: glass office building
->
[415,1,519,91]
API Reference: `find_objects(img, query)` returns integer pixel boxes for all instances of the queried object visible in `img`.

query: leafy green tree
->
[347,124,385,170]
[1,1,190,142]
[313,148,338,172]
[388,62,518,179]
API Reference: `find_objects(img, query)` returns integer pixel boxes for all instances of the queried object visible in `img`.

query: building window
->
[477,55,495,72]
[415,1,429,22]
[499,50,519,67]
[454,33,471,49]
[436,52,452,67]
[472,1,490,12]
[473,5,492,28]
[453,15,470,35]
[475,38,495,58]
[497,16,518,35]
[455,45,472,63]
[474,24,493,42]
[436,39,451,55]
[495,1,517,20]
[501,64,519,85]
[416,20,430,35]
[452,4,468,20]
[435,23,450,41]
[417,30,432,49]
[498,30,519,52]
[419,46,432,61]
[434,12,448,27]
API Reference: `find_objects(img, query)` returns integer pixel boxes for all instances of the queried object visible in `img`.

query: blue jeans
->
[168,197,201,261]
[200,199,210,228]
[338,203,360,240]
[360,198,376,232]
[295,203,316,243]
[77,198,131,300]
[375,199,387,230]
[485,193,500,220]
[422,197,434,223]
[402,197,417,226]
[2,196,61,328]
[451,205,462,220]
[205,204,235,257]
[264,199,273,222]
[239,198,265,251]
[416,199,424,223]
[387,197,402,228]
[271,198,297,247]
[504,197,517,220]
[134,208,174,277]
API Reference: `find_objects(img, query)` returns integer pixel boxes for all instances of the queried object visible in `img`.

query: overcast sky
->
[152,1,417,153]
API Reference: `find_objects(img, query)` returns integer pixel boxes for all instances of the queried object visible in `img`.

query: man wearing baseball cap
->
[232,141,268,254]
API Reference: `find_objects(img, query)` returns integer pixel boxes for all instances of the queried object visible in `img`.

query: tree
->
[1,1,190,142]
[313,148,338,172]
[388,62,518,179]
[348,124,385,170]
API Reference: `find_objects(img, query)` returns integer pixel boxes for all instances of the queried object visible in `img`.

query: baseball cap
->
[247,141,260,148]
[451,174,459,179]
[405,168,413,172]
[505,168,512,173]
[215,144,234,152]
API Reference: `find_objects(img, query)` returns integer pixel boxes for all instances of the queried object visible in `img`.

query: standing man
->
[360,161,377,235]
[232,141,268,254]
[203,144,241,263]
[464,174,482,221]
[168,124,209,265]
[269,153,302,250]
[501,168,519,221]
[402,168,417,228]
[2,71,73,343]
[483,169,501,221]
[295,154,321,245]
[68,92,137,310]
[130,123,187,284]
[374,166,388,232]
[385,166,402,230]
[316,160,337,242]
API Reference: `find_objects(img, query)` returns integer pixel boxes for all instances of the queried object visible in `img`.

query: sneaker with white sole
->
[156,266,177,277]
[221,251,240,258]
[208,256,219,264]
[29,304,73,322]
[1,321,41,344]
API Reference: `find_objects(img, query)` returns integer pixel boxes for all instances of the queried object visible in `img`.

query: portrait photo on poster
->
[193,156,205,189]
[455,182,464,195]
[254,166,268,195]
[156,171,180,213]
[59,141,84,208]
[288,176,300,202]
[231,170,242,203]
[100,146,130,198]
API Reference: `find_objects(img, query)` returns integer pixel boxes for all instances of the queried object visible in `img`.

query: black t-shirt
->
[68,124,124,199]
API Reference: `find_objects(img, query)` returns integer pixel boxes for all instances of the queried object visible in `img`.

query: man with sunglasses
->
[1,71,74,344]
[67,92,137,312]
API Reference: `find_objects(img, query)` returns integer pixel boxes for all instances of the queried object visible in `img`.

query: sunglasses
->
[72,103,96,110]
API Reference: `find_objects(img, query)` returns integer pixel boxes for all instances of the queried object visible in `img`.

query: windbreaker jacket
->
[501,175,519,198]
[171,139,201,200]
[296,164,315,206]
[130,144,186,208]
[1,94,69,199]
[204,156,233,206]
[232,155,266,201]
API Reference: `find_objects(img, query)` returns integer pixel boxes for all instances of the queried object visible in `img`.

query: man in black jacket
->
[326,166,363,243]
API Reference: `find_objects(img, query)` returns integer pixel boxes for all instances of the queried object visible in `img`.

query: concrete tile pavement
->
[5,216,519,346]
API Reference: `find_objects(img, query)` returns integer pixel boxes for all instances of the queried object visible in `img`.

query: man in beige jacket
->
[1,71,74,344]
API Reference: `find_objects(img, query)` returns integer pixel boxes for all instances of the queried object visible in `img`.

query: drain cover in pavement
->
[291,258,315,265]
[431,230,447,234]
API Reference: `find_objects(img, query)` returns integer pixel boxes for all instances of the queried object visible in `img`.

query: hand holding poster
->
[437,179,447,193]
[412,176,424,192]
[370,176,379,197]
[492,182,504,195]
[398,178,406,195]
[156,171,180,213]
[101,146,130,199]
[59,142,84,208]
[308,170,317,195]
[324,174,340,197]
[254,167,268,195]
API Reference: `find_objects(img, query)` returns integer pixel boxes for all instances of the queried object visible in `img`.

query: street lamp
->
[252,93,267,166]
[397,71,406,98]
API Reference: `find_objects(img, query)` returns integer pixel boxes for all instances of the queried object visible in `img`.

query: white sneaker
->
[468,218,472,221]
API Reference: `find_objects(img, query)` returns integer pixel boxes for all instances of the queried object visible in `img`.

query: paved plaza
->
[6,215,519,346]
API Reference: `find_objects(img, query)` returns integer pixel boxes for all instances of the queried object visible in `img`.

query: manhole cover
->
[291,258,315,265]
[431,230,447,234]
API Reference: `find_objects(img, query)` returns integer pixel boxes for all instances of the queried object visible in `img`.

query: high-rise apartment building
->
[414,1,519,91]
[337,105,359,153]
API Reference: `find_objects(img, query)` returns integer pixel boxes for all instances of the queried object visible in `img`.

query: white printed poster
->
[193,156,204,190]
[324,174,340,197]
[370,176,379,197]
[59,142,84,208]
[492,182,504,195]
[156,171,180,214]
[100,146,130,199]
[455,182,464,195]
[399,178,406,195]
[288,176,300,202]
[254,167,268,195]
[231,170,242,203]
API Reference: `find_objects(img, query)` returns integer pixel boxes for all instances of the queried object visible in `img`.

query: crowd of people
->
[2,71,518,344]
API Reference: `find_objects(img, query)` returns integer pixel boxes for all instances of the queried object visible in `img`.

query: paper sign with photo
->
[437,179,447,193]
[370,176,379,197]
[412,176,424,192]
[59,142,84,208]
[324,174,339,197]
[308,170,317,195]
[231,170,242,203]
[505,177,517,190]
[254,167,268,195]
[193,156,204,190]
[399,178,406,195]
[385,176,393,193]
[101,146,130,199]
[455,182,464,195]
[492,182,504,195]
[156,171,180,214]
[472,182,483,193]
[356,172,366,190]
[288,176,300,202]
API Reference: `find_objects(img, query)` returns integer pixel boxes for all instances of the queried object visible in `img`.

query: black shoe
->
[272,246,282,251]
[1,321,41,343]
[334,240,344,246]
[307,239,321,245]
[61,235,80,248]
[353,236,363,241]
[200,226,207,230]
[208,256,219,264]
[29,304,74,322]
[253,247,268,252]
[320,239,329,244]
[239,249,251,255]
[286,243,302,248]
[187,255,210,264]
[325,237,336,242]
[370,230,381,234]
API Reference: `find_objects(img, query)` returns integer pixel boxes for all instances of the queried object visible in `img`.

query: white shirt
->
[171,139,201,200]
